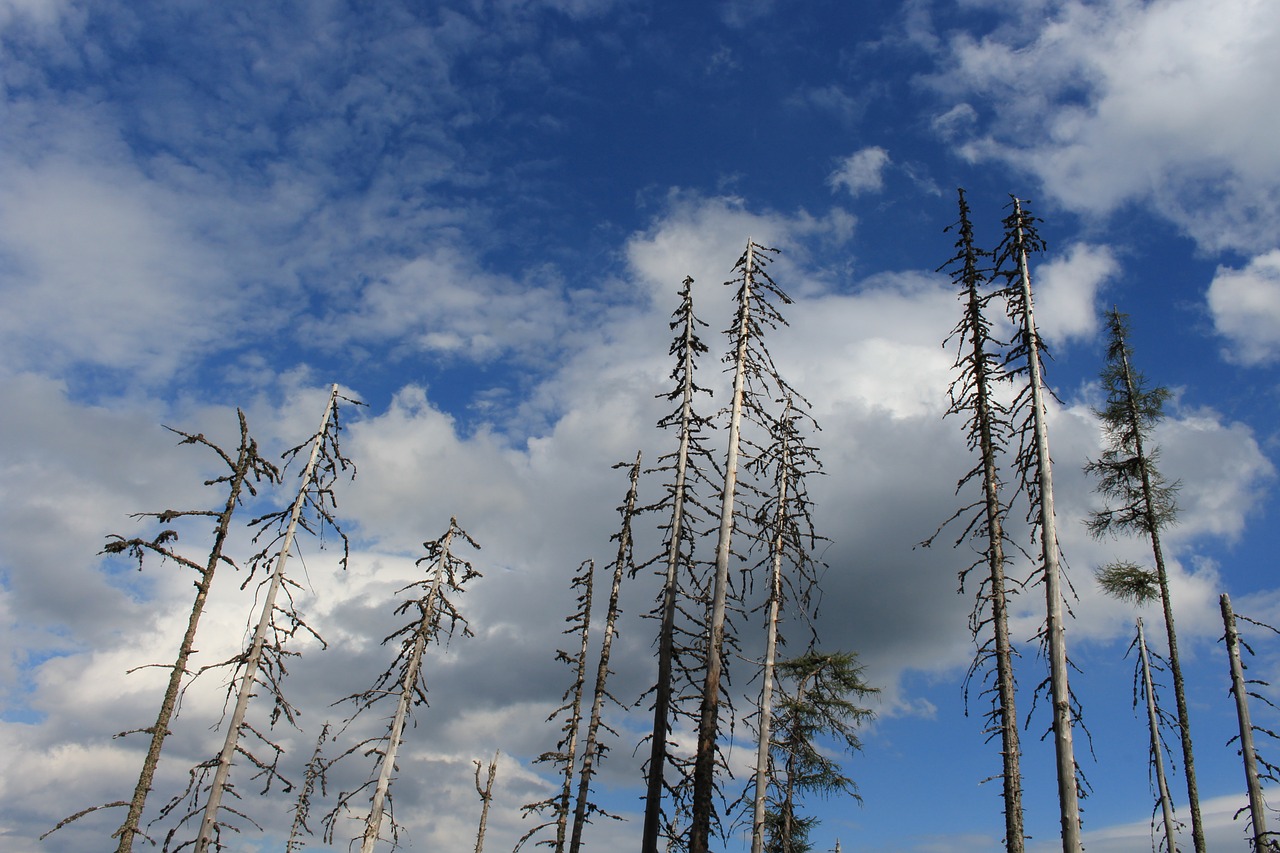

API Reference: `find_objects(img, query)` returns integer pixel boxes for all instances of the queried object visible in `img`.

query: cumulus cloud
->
[1034,242,1118,345]
[828,147,892,198]
[1207,249,1280,365]
[932,0,1280,252]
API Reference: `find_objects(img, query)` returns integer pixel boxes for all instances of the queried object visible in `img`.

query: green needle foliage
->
[764,651,876,853]
[1086,308,1204,853]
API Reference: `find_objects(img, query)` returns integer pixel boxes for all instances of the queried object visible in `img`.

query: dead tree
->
[1133,619,1179,852]
[518,560,596,853]
[287,722,332,852]
[155,384,357,853]
[41,411,279,852]
[474,750,500,853]
[691,240,797,853]
[323,517,481,853]
[923,188,1025,853]
[747,395,824,853]
[567,455,641,853]
[641,277,719,853]
[1220,594,1280,852]
[998,198,1083,852]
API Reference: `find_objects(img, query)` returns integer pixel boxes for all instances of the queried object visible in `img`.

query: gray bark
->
[196,385,341,853]
[1137,618,1179,852]
[1009,201,1081,852]
[1221,594,1269,850]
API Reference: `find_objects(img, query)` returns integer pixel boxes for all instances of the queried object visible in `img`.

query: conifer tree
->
[323,517,481,853]
[642,277,719,853]
[517,560,596,853]
[43,412,278,852]
[924,188,1025,852]
[1133,618,1179,853]
[1087,308,1203,852]
[998,198,1083,852]
[1219,594,1280,851]
[764,651,876,853]
[566,456,641,853]
[691,240,797,853]
[168,384,358,853]
[747,395,824,853]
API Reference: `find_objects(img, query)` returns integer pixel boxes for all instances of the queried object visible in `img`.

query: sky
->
[2,0,1280,851]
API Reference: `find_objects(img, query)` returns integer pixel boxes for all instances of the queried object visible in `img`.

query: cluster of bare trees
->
[47,204,1280,853]
[930,189,1280,853]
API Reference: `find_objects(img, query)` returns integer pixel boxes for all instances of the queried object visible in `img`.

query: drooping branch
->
[45,410,279,853]
[323,517,481,853]
[924,188,1025,852]
[176,384,359,853]
[641,276,719,853]
[998,197,1082,852]
[568,454,641,853]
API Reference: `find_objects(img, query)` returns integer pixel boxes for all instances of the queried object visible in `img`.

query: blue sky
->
[3,0,1280,851]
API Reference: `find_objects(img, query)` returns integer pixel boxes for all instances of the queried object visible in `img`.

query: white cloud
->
[828,146,892,198]
[1207,249,1280,365]
[1034,242,1118,345]
[934,0,1280,252]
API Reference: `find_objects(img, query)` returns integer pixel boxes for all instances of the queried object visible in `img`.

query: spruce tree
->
[1086,308,1203,852]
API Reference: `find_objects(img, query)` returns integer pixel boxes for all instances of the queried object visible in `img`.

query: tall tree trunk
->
[1221,594,1269,849]
[1115,330,1204,853]
[360,528,453,853]
[115,412,265,853]
[569,453,640,853]
[690,242,756,853]
[1010,202,1081,852]
[196,385,341,853]
[751,400,791,853]
[643,277,704,853]
[1137,618,1178,852]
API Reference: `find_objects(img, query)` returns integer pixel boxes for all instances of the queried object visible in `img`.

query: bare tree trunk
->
[1010,202,1081,853]
[569,454,640,853]
[751,400,791,853]
[690,242,755,853]
[643,277,704,853]
[473,750,499,853]
[114,413,268,853]
[1222,594,1269,849]
[196,385,341,853]
[1137,618,1178,852]
[360,527,453,853]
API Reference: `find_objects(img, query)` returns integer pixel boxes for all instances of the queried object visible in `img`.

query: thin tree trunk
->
[115,413,258,853]
[1221,594,1269,849]
[965,258,1024,853]
[1137,618,1178,852]
[691,241,755,853]
[474,750,499,853]
[643,279,700,853]
[196,385,340,853]
[751,401,791,853]
[360,528,452,853]
[1012,204,1081,853]
[1117,341,1204,853]
[556,564,594,853]
[569,453,640,853]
